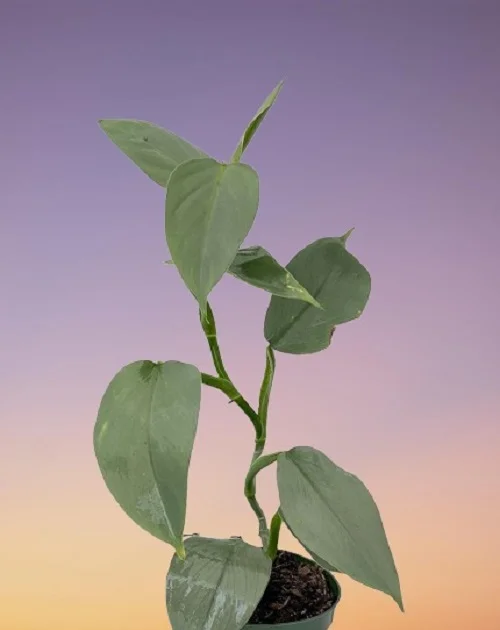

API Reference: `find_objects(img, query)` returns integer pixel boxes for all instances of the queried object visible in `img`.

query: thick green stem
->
[199,305,278,550]
[199,303,230,381]
[247,494,269,548]
[200,373,261,435]
[242,346,278,547]
[244,452,281,498]
[249,345,275,473]
[257,345,276,442]
[245,436,267,546]
[244,451,280,548]
[251,438,265,464]
[266,511,282,560]
[199,302,262,434]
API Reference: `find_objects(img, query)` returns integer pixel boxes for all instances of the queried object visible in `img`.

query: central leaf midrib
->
[140,122,208,164]
[198,163,226,293]
[146,364,178,544]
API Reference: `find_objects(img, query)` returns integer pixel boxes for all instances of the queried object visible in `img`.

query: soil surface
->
[248,550,336,625]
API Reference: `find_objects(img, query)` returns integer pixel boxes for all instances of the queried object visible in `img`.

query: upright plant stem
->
[247,495,269,548]
[199,303,230,380]
[199,304,279,550]
[200,373,260,434]
[256,346,276,449]
[244,452,281,496]
[245,345,276,546]
[199,303,261,434]
[245,452,281,560]
[250,345,275,474]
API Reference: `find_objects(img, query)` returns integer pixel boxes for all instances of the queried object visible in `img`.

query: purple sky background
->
[1,2,500,627]
[4,0,499,437]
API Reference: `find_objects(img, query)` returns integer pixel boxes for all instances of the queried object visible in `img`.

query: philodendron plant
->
[94,81,403,629]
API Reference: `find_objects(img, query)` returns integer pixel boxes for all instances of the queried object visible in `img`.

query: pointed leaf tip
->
[340,227,355,244]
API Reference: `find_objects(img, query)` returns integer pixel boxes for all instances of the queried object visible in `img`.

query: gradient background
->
[2,1,500,629]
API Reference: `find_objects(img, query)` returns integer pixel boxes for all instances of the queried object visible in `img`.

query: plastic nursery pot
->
[245,553,341,630]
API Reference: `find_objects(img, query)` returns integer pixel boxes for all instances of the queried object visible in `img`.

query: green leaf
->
[277,447,403,610]
[278,519,339,573]
[167,537,272,630]
[165,158,259,313]
[264,235,371,354]
[98,119,208,186]
[229,246,322,307]
[306,549,340,574]
[164,245,322,307]
[231,80,284,163]
[93,360,201,556]
[277,509,340,572]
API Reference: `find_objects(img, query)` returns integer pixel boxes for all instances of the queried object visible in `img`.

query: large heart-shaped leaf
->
[165,157,259,313]
[167,536,272,630]
[264,236,371,354]
[93,360,201,556]
[277,446,403,610]
[98,119,208,186]
[231,80,284,163]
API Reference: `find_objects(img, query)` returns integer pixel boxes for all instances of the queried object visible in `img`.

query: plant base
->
[246,551,341,628]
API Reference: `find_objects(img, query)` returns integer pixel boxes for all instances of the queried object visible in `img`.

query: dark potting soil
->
[248,550,336,625]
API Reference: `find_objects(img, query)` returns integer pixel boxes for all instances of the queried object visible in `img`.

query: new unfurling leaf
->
[164,245,322,307]
[231,81,284,163]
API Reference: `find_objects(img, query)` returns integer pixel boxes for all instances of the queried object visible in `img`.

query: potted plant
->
[94,81,404,629]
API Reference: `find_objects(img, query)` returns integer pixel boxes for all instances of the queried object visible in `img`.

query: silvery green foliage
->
[278,447,403,610]
[167,537,272,630]
[95,81,403,630]
[94,360,201,557]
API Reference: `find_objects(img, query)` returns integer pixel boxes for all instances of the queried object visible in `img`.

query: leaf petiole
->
[244,452,281,498]
[200,372,261,435]
[199,303,230,381]
[257,345,276,442]
[266,511,282,560]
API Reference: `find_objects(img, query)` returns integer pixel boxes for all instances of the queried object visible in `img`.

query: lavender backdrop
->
[2,1,499,629]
